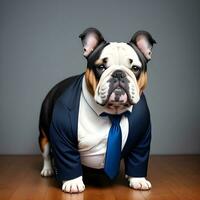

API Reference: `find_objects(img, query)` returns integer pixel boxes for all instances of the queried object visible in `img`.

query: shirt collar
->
[82,75,133,116]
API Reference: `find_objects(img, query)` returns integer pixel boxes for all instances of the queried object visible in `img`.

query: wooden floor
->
[0,155,199,200]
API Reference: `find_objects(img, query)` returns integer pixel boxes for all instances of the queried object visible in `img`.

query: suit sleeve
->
[49,100,82,182]
[124,122,151,177]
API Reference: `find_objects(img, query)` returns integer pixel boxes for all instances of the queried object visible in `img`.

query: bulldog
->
[38,27,156,193]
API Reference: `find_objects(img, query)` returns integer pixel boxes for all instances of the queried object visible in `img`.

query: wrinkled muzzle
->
[94,65,140,108]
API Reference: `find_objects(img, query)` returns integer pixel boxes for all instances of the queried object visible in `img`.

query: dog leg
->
[40,143,54,176]
[128,177,152,190]
[39,129,54,177]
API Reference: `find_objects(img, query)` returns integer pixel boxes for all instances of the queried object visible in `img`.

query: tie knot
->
[109,115,122,125]
[100,111,130,124]
[100,112,122,124]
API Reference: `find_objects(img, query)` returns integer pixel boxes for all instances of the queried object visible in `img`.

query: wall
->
[0,0,200,154]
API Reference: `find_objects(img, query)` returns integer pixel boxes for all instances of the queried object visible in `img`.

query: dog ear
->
[79,27,105,58]
[129,31,156,61]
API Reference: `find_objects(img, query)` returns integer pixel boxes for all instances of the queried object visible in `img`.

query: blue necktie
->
[103,114,122,179]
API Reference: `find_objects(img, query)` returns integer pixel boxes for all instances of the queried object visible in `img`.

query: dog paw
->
[62,176,85,193]
[40,160,54,177]
[128,177,152,190]
[41,167,54,177]
[41,158,54,177]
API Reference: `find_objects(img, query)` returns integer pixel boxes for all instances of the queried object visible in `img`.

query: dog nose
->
[112,70,126,80]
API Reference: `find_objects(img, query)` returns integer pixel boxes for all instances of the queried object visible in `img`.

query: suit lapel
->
[121,111,135,157]
[66,74,84,144]
[121,93,149,157]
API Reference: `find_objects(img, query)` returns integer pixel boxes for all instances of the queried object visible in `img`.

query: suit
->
[49,73,151,181]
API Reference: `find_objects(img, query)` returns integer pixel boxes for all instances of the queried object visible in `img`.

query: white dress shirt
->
[78,76,132,169]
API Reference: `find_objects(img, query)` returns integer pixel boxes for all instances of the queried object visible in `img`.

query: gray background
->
[0,0,200,155]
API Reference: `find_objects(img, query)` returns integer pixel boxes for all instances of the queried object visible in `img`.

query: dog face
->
[79,28,156,113]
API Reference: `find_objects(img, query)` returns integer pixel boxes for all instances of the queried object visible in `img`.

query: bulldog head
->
[79,28,156,114]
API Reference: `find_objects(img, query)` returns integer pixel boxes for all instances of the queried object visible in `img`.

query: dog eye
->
[97,65,106,71]
[132,66,140,73]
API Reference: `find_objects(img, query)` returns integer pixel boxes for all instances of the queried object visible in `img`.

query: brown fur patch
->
[95,59,106,65]
[85,69,98,96]
[95,57,107,66]
[138,72,148,94]
[95,59,103,65]
[39,129,49,152]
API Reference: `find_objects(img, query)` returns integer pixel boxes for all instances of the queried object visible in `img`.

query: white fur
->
[62,176,85,193]
[94,42,141,106]
[128,177,152,190]
[100,42,142,68]
[41,143,54,177]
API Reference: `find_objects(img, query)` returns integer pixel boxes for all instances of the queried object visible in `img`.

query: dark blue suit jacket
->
[49,74,151,181]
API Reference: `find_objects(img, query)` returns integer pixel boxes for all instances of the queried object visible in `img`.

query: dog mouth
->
[105,84,132,108]
[108,87,127,102]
